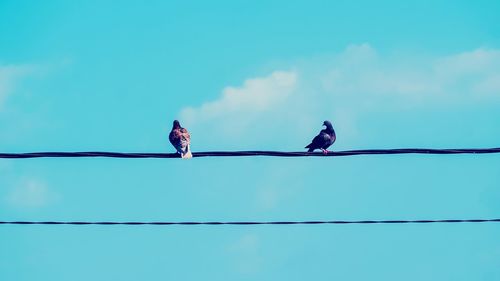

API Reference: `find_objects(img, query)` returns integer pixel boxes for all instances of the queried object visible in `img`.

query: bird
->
[169,120,192,159]
[305,120,336,154]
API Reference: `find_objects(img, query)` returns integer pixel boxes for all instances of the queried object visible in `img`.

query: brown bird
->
[169,120,192,159]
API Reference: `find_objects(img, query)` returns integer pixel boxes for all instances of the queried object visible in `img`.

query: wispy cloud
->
[227,234,262,275]
[318,44,500,108]
[6,179,59,208]
[0,64,35,109]
[253,165,302,212]
[179,44,500,149]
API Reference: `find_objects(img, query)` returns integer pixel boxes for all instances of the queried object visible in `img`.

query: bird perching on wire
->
[169,120,192,159]
[305,120,336,155]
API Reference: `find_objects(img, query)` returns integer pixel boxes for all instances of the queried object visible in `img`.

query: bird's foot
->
[321,149,329,155]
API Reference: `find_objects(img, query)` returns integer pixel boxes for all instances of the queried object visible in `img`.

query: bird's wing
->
[169,129,184,152]
[313,132,330,147]
[169,130,178,145]
[305,132,328,149]
[324,133,336,148]
[180,128,190,143]
[179,128,190,149]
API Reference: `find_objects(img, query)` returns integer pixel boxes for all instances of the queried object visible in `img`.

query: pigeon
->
[169,120,192,159]
[305,120,336,154]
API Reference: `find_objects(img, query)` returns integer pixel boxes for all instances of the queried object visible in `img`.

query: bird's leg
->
[321,149,328,155]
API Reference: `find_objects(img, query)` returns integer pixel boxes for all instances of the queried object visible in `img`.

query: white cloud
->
[7,179,58,208]
[179,45,500,149]
[0,64,34,109]
[181,71,297,122]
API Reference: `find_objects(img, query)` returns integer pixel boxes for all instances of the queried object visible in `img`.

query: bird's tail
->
[305,144,314,152]
[181,145,192,159]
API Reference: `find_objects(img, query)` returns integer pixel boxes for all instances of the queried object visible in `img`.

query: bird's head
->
[323,120,334,131]
[172,120,181,129]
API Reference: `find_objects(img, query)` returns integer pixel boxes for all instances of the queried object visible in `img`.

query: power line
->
[1,218,500,226]
[1,147,500,159]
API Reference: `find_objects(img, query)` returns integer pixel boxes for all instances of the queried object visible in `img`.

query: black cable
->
[1,219,500,226]
[1,147,500,159]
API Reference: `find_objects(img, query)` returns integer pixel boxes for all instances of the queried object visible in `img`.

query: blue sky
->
[1,1,500,280]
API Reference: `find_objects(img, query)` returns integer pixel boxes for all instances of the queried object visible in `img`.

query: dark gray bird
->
[305,120,336,154]
[169,120,192,159]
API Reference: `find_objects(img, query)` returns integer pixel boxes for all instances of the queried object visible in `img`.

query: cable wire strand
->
[1,147,500,159]
[1,219,500,226]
